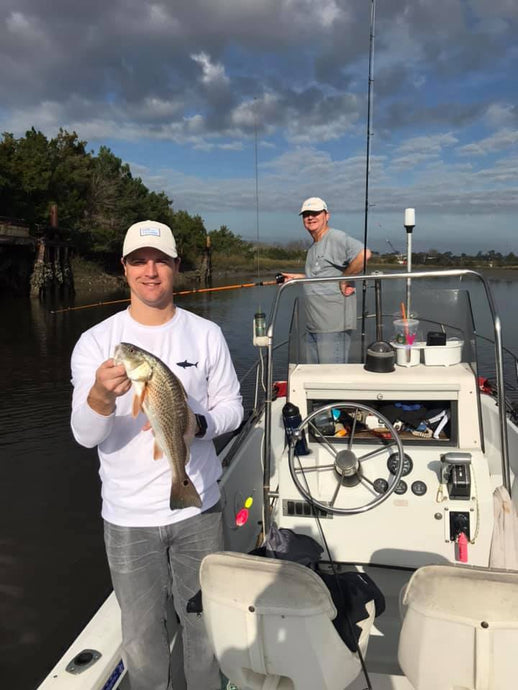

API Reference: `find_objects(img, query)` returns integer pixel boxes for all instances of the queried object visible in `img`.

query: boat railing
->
[263,269,512,506]
[216,339,288,463]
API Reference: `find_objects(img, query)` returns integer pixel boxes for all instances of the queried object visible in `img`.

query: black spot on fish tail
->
[170,476,202,510]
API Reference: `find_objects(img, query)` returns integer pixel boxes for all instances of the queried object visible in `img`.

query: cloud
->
[485,103,518,128]
[0,0,515,144]
[0,0,516,250]
[395,133,458,156]
[458,129,518,156]
[191,52,229,87]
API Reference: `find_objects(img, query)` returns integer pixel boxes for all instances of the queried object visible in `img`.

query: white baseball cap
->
[299,197,328,215]
[122,220,178,259]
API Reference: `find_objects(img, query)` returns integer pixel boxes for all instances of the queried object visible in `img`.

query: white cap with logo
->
[299,197,328,215]
[122,220,178,259]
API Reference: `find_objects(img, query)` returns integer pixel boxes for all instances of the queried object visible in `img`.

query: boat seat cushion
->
[201,551,375,690]
[202,551,337,618]
[399,564,518,690]
[402,564,518,622]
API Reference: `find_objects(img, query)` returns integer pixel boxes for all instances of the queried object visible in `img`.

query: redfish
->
[114,342,202,510]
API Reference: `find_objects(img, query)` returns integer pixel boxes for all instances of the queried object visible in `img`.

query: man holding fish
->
[70,220,243,690]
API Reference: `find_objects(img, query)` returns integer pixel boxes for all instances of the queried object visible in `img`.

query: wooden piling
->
[199,234,212,286]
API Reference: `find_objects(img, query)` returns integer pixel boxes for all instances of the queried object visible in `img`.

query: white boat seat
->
[200,551,375,690]
[398,564,518,690]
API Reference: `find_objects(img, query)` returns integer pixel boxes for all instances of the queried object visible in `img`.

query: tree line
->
[378,249,518,267]
[0,128,303,271]
[0,129,513,272]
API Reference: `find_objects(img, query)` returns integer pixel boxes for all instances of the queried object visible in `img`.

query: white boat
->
[39,268,518,690]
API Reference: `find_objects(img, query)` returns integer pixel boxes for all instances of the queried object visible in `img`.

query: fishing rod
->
[49,275,285,314]
[360,0,377,357]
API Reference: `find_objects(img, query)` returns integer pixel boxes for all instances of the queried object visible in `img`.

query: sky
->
[0,0,517,254]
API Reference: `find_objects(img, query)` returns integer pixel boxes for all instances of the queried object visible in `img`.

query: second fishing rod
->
[50,274,286,314]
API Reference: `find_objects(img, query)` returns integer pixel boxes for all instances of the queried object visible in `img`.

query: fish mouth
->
[113,344,123,363]
[113,343,136,366]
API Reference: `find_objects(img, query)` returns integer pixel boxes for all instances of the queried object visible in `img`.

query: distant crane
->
[386,239,406,264]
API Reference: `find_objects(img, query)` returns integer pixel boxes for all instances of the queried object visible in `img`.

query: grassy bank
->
[72,255,518,296]
[72,255,305,294]
[71,257,126,292]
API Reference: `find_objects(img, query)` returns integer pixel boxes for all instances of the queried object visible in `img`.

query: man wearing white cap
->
[282,198,371,363]
[70,220,243,689]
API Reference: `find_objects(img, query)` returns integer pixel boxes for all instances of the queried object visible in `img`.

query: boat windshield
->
[284,275,477,371]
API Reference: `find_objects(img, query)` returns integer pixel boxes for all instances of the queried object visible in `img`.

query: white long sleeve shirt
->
[71,307,243,526]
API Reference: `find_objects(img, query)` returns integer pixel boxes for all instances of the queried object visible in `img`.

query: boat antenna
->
[360,0,377,356]
[254,96,260,280]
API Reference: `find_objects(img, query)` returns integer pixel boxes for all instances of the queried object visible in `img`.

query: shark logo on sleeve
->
[176,360,198,369]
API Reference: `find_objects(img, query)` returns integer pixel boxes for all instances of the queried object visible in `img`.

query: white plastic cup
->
[393,318,419,345]
[394,345,420,367]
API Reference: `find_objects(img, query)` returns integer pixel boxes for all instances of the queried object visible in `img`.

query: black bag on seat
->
[318,570,385,652]
[190,523,386,651]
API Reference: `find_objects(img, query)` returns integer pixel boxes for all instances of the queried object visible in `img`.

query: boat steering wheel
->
[288,401,406,515]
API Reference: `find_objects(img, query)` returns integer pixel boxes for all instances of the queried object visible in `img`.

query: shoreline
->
[70,257,304,295]
[71,257,518,297]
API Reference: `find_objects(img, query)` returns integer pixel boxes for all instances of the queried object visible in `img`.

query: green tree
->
[6,128,53,223]
[209,225,253,257]
[173,211,208,268]
[0,129,278,274]
[0,132,17,216]
[47,129,91,231]
[78,146,174,264]
[0,128,92,230]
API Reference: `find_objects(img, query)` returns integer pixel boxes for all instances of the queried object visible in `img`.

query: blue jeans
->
[104,507,223,690]
[306,330,352,364]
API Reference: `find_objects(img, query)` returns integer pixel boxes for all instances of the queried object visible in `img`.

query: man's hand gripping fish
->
[114,342,202,510]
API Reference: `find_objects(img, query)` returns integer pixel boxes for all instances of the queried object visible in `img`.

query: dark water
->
[1,270,518,688]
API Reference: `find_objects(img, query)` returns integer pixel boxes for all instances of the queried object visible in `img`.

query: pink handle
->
[456,532,468,562]
[235,508,249,527]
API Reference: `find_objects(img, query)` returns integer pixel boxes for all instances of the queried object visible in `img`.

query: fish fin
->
[185,408,197,443]
[153,440,163,460]
[132,385,147,418]
[170,474,202,510]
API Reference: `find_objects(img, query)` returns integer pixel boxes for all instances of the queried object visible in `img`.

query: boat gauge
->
[373,478,389,494]
[394,480,408,495]
[387,452,413,477]
[411,480,427,496]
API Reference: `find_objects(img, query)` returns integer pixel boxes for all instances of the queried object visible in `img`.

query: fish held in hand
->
[113,342,202,510]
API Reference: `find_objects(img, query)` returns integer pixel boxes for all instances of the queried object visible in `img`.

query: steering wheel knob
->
[335,450,361,486]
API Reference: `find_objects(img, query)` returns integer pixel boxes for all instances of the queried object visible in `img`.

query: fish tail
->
[170,475,202,510]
